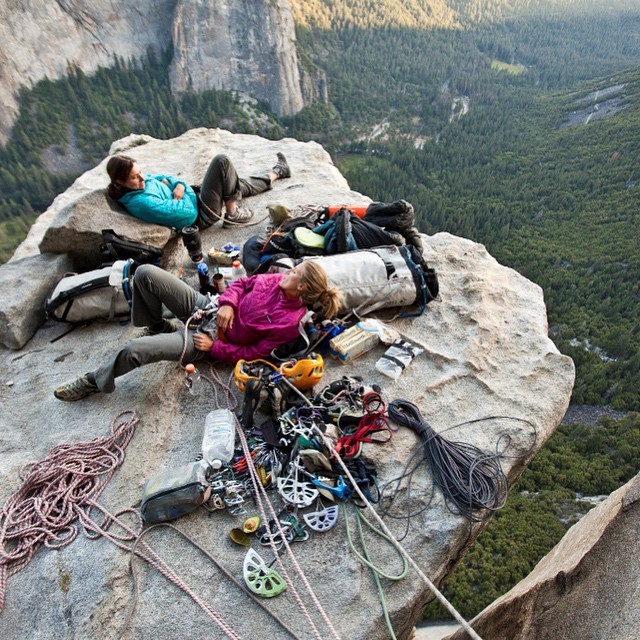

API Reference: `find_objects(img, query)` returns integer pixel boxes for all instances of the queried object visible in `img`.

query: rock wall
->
[0,0,177,145]
[0,129,574,640]
[0,0,316,145]
[169,0,309,115]
[444,473,640,640]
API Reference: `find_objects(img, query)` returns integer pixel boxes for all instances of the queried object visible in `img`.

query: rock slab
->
[0,129,574,640]
[0,253,73,349]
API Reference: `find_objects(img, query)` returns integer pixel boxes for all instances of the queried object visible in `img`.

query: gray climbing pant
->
[92,264,210,393]
[197,154,272,228]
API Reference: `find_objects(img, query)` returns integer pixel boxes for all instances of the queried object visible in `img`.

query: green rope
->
[342,503,409,640]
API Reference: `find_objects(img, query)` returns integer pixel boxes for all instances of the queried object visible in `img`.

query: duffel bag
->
[305,244,438,316]
[45,259,135,323]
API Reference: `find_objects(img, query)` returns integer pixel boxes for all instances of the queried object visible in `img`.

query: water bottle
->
[184,363,202,396]
[196,262,212,294]
[202,409,236,469]
[230,260,246,281]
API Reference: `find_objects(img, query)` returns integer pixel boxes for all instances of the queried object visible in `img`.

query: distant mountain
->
[0,0,324,145]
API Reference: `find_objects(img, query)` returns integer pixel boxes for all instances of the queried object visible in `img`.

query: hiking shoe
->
[223,206,254,228]
[54,374,100,402]
[138,318,183,337]
[272,152,291,179]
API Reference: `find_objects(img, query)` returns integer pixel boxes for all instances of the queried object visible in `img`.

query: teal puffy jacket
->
[118,174,198,228]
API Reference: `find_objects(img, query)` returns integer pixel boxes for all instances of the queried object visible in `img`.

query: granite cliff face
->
[169,0,318,115]
[0,0,318,145]
[0,129,575,639]
[444,473,640,640]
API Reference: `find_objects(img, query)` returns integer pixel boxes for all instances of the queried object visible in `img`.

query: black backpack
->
[99,229,163,267]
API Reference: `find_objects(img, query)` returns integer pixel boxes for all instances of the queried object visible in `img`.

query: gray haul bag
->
[306,244,438,315]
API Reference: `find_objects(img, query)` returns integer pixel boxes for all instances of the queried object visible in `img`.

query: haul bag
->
[45,259,134,323]
[304,245,435,315]
[140,461,211,524]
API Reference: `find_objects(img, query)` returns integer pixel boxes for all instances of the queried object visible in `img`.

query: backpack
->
[45,259,135,323]
[312,208,403,254]
[99,229,163,267]
[305,244,438,316]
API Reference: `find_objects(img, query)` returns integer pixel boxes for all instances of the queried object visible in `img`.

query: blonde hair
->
[299,261,342,319]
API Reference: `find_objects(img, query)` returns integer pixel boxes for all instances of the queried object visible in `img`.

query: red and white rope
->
[0,410,138,610]
[234,414,342,640]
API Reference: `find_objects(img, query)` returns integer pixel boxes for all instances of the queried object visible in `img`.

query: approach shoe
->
[223,206,254,228]
[54,374,100,402]
[138,317,183,337]
[272,152,291,179]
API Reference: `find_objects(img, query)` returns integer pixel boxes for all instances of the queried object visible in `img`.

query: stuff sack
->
[305,245,438,316]
[45,259,134,323]
[99,228,163,267]
[140,461,211,524]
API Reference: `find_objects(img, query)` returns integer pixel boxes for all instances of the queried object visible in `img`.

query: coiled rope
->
[387,400,509,521]
[342,503,408,640]
[0,410,139,610]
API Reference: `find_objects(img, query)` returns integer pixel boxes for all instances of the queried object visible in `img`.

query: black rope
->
[386,400,512,522]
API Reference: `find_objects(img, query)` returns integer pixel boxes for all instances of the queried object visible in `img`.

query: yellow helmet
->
[279,354,324,391]
[234,355,325,392]
[233,359,278,392]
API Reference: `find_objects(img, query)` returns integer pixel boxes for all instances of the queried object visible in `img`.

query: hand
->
[194,332,214,352]
[217,305,235,332]
[173,183,185,200]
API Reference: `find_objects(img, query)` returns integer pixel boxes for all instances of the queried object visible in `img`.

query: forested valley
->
[1,0,639,622]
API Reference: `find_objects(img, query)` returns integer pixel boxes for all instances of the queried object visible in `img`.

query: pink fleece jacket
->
[209,273,306,364]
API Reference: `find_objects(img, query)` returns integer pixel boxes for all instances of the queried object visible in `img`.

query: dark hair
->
[106,155,136,200]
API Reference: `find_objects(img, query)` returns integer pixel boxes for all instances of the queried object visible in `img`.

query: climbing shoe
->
[272,152,291,179]
[223,206,254,228]
[54,374,100,402]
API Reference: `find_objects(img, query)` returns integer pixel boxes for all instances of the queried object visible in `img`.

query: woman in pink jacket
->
[54,262,341,401]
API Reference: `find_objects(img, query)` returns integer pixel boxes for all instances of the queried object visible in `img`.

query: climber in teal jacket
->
[106,152,291,230]
[118,172,198,228]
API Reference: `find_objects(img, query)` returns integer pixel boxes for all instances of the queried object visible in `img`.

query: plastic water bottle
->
[202,409,236,469]
[230,260,246,281]
[184,363,202,396]
[196,262,210,293]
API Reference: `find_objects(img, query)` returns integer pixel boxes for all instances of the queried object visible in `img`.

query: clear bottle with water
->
[184,363,202,396]
[202,409,236,469]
